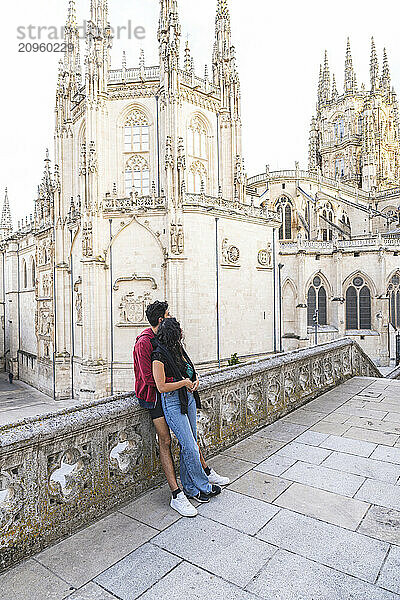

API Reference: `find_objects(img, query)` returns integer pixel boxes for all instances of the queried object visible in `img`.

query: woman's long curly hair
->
[156,317,185,366]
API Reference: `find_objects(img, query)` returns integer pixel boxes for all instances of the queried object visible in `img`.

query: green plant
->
[228,353,239,366]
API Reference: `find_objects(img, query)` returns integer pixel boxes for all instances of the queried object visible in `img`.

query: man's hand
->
[192,378,200,392]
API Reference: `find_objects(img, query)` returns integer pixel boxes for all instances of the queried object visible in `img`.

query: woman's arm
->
[152,361,193,393]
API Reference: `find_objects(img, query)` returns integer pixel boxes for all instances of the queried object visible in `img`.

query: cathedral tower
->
[309,38,400,192]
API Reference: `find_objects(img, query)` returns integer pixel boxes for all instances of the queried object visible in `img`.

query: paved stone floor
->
[0,374,77,426]
[2,376,400,600]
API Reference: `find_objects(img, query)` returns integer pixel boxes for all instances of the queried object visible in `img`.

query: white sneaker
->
[208,469,230,486]
[170,492,198,517]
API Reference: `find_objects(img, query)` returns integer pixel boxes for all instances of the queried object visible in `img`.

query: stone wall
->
[0,339,381,572]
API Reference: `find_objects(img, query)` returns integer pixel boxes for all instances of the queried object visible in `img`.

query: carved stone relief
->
[48,447,92,502]
[221,390,241,428]
[170,223,184,255]
[258,244,273,268]
[74,278,82,326]
[109,428,143,474]
[197,398,214,448]
[82,223,93,257]
[222,238,240,266]
[118,291,152,326]
[0,469,25,535]
[36,302,53,339]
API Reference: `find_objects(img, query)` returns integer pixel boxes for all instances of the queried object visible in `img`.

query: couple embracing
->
[133,301,229,517]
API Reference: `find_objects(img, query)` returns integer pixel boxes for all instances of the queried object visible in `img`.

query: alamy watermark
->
[17,21,146,53]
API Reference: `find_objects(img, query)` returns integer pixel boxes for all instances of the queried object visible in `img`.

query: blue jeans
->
[161,390,212,497]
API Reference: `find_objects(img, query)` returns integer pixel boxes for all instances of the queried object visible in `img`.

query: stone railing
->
[280,234,400,253]
[102,195,167,214]
[108,65,160,83]
[0,339,380,572]
[184,193,279,221]
[247,170,371,201]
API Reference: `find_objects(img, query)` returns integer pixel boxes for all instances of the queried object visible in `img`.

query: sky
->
[1,0,400,224]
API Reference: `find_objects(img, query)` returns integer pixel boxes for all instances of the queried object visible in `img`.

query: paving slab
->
[283,409,326,426]
[197,489,279,535]
[94,543,181,600]
[246,549,399,600]
[345,416,400,435]
[65,583,118,600]
[275,441,332,465]
[370,445,400,465]
[207,454,254,483]
[343,427,399,446]
[257,509,389,583]
[273,482,369,529]
[377,545,400,595]
[310,421,351,436]
[323,451,400,483]
[35,512,158,588]
[256,420,307,443]
[253,454,297,476]
[358,506,400,545]
[320,435,376,457]
[119,485,181,531]
[294,431,330,446]
[222,435,285,464]
[0,559,73,600]
[335,407,389,419]
[281,461,365,497]
[138,562,259,600]
[355,478,400,511]
[151,515,277,588]
[322,412,352,424]
[228,469,292,503]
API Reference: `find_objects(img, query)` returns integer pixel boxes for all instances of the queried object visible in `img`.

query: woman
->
[152,318,221,507]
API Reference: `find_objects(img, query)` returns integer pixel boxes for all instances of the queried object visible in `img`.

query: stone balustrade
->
[184,193,279,221]
[102,195,167,214]
[280,234,400,254]
[0,339,381,572]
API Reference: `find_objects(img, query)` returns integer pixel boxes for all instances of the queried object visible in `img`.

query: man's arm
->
[135,337,156,385]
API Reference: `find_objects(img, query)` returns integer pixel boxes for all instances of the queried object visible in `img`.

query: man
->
[134,300,229,517]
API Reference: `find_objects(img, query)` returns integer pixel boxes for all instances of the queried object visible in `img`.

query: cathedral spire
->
[57,0,81,99]
[212,0,232,87]
[344,37,357,94]
[332,74,338,101]
[317,63,323,107]
[0,188,12,237]
[158,0,181,89]
[381,48,391,95]
[85,0,112,99]
[370,37,379,92]
[184,40,192,72]
[321,51,331,104]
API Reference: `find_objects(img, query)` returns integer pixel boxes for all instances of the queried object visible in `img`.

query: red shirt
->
[133,328,157,407]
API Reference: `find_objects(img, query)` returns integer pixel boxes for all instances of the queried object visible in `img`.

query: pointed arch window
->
[307,276,328,326]
[388,274,400,328]
[346,277,371,330]
[22,260,27,289]
[276,197,293,240]
[125,155,150,196]
[124,111,150,152]
[187,116,208,160]
[334,117,345,141]
[320,203,334,241]
[188,161,207,194]
[31,258,36,288]
[335,157,345,179]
